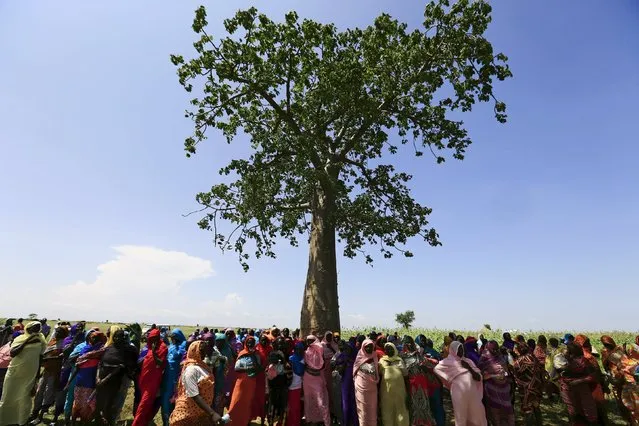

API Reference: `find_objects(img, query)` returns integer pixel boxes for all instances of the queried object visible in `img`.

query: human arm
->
[461,359,482,382]
[9,334,41,357]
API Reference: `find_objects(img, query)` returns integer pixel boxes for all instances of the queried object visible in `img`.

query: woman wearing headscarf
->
[512,343,545,426]
[132,328,168,426]
[379,342,410,426]
[60,326,93,425]
[478,341,514,426]
[0,321,47,425]
[353,338,379,426]
[69,331,107,423]
[266,337,290,425]
[553,343,598,425]
[228,336,261,426]
[160,328,187,426]
[322,331,339,417]
[416,336,441,361]
[214,332,232,413]
[434,340,486,426]
[464,337,481,366]
[30,324,69,424]
[223,328,240,408]
[304,335,331,426]
[574,335,608,424]
[252,334,272,424]
[95,329,138,425]
[533,336,547,366]
[332,341,357,426]
[169,340,224,425]
[286,341,305,426]
[600,335,639,424]
[401,336,440,426]
[0,330,16,400]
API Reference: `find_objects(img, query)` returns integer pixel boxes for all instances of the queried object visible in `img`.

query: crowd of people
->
[0,318,639,426]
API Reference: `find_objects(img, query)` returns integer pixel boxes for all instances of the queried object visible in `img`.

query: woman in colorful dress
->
[132,328,168,426]
[574,335,609,424]
[601,335,639,424]
[555,342,598,425]
[0,322,47,426]
[70,331,108,423]
[266,337,290,425]
[169,340,224,426]
[286,342,305,426]
[214,332,232,413]
[322,331,339,417]
[401,336,439,426]
[379,342,410,426]
[95,328,138,425]
[434,341,486,426]
[304,335,331,425]
[252,334,272,424]
[160,328,187,426]
[332,341,358,426]
[228,336,260,426]
[353,338,379,426]
[512,343,546,426]
[478,341,514,426]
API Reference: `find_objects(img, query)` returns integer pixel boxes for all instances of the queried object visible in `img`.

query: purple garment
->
[464,342,481,365]
[502,339,515,351]
[335,347,358,426]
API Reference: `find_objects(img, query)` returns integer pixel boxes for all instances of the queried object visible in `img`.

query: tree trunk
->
[300,188,340,337]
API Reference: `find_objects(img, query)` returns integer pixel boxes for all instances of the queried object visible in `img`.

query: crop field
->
[5,319,636,425]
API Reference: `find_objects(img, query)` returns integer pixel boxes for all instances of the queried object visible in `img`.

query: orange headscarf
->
[182,340,211,372]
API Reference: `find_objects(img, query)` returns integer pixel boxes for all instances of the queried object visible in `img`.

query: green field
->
[4,319,636,425]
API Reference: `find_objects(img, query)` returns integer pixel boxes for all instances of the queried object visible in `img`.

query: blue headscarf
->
[289,342,305,376]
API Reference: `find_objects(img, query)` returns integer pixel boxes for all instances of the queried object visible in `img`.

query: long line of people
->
[1,319,639,425]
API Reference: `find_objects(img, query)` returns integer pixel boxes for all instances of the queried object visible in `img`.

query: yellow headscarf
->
[106,325,123,347]
[12,321,46,347]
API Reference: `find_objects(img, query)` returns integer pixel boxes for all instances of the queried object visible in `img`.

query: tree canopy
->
[395,310,416,329]
[172,0,511,332]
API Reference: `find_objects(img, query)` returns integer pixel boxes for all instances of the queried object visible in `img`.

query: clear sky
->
[1,1,638,332]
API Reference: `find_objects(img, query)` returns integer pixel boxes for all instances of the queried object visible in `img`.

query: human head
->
[259,334,270,347]
[402,335,415,352]
[515,335,525,344]
[324,331,333,343]
[41,318,47,324]
[215,333,227,351]
[456,335,465,344]
[384,342,397,357]
[294,341,305,357]
[486,340,499,355]
[600,335,616,351]
[55,325,69,339]
[537,335,547,347]
[527,339,536,350]
[566,342,584,359]
[363,340,374,355]
[147,329,161,345]
[450,341,464,358]
[245,336,257,352]
[515,343,529,356]
[549,337,559,348]
[26,321,41,334]
[271,328,281,339]
[18,318,23,324]
[112,329,127,346]
[282,328,290,339]
[563,334,575,345]
[503,332,511,341]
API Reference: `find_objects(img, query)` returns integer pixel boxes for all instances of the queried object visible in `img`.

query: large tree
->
[171,0,511,335]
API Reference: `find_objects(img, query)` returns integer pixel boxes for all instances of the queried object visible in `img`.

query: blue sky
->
[1,1,638,331]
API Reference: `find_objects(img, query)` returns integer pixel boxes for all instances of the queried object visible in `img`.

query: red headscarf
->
[237,336,257,358]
